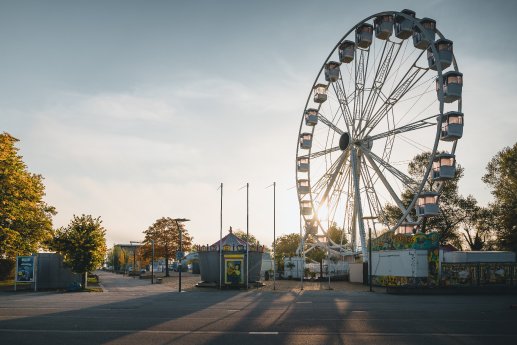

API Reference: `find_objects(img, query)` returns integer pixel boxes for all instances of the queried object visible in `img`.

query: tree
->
[383,152,482,248]
[141,217,192,277]
[49,214,107,287]
[273,233,301,273]
[482,142,517,252]
[0,133,56,264]
[232,230,259,246]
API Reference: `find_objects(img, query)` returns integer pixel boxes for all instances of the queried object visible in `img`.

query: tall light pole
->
[218,183,223,289]
[151,239,155,284]
[173,218,190,292]
[266,182,276,290]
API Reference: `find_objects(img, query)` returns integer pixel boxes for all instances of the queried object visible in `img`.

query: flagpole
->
[219,183,223,290]
[273,182,276,290]
[246,182,249,290]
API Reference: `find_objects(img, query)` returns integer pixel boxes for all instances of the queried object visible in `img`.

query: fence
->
[441,262,516,287]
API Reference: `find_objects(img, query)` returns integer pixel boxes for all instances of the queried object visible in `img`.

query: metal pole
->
[133,244,136,278]
[369,226,373,292]
[246,182,249,289]
[299,215,304,290]
[151,240,155,284]
[179,221,182,292]
[219,183,223,289]
[273,182,276,291]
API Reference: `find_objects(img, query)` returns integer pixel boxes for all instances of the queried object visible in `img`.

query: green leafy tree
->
[482,142,517,252]
[141,217,192,277]
[0,133,56,264]
[49,214,107,287]
[232,229,267,250]
[273,233,301,273]
[306,223,348,278]
[383,152,482,248]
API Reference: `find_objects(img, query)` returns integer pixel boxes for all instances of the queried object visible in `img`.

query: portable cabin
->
[304,108,319,126]
[432,153,456,181]
[297,157,309,172]
[338,40,355,63]
[299,133,313,149]
[394,9,416,39]
[297,179,310,194]
[436,71,463,103]
[440,111,464,141]
[356,23,374,48]
[427,39,453,71]
[324,61,341,82]
[415,191,439,217]
[300,200,312,216]
[397,222,419,235]
[313,83,328,103]
[413,18,436,50]
[374,15,394,40]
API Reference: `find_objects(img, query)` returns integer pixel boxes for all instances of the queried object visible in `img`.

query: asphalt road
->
[1,271,516,345]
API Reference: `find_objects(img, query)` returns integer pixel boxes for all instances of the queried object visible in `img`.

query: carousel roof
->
[211,227,249,247]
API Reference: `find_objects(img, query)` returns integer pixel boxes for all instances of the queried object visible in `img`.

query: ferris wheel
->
[295,10,464,259]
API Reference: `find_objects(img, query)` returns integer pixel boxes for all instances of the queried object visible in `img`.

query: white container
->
[372,249,428,277]
[443,251,516,263]
[349,263,364,283]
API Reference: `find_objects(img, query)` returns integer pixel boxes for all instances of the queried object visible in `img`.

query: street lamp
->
[173,218,190,292]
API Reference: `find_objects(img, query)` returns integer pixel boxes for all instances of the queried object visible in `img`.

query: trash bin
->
[156,278,163,284]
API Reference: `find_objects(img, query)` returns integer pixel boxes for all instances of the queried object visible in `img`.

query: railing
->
[441,262,516,287]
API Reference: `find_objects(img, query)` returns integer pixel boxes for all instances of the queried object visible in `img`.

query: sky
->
[1,0,516,249]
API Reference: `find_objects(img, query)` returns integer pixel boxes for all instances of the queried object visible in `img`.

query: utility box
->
[372,249,428,278]
[349,263,364,283]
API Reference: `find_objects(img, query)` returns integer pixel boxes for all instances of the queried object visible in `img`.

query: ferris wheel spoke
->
[357,41,402,136]
[301,146,341,160]
[318,112,344,135]
[330,82,354,133]
[353,48,371,134]
[360,51,428,137]
[360,146,418,189]
[311,152,347,197]
[367,115,436,142]
[362,150,415,222]
[312,151,349,207]
[359,159,385,223]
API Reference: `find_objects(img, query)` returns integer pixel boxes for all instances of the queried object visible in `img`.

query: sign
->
[16,256,35,282]
[224,254,244,285]
[176,251,184,260]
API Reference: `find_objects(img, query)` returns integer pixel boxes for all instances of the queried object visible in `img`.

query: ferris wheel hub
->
[339,132,350,150]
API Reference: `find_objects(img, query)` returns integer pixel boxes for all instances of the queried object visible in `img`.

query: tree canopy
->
[383,152,481,248]
[0,132,55,260]
[141,217,193,277]
[49,214,107,287]
[482,142,517,252]
[232,230,259,247]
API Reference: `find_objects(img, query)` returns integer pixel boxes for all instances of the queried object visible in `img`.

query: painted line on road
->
[249,332,279,335]
[1,329,517,337]
[295,301,312,304]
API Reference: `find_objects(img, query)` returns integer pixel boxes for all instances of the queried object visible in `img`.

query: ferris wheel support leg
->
[351,147,368,261]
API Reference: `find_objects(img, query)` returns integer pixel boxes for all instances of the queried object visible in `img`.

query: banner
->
[16,256,35,282]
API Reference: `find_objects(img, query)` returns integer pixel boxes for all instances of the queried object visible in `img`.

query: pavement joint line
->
[1,329,517,337]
